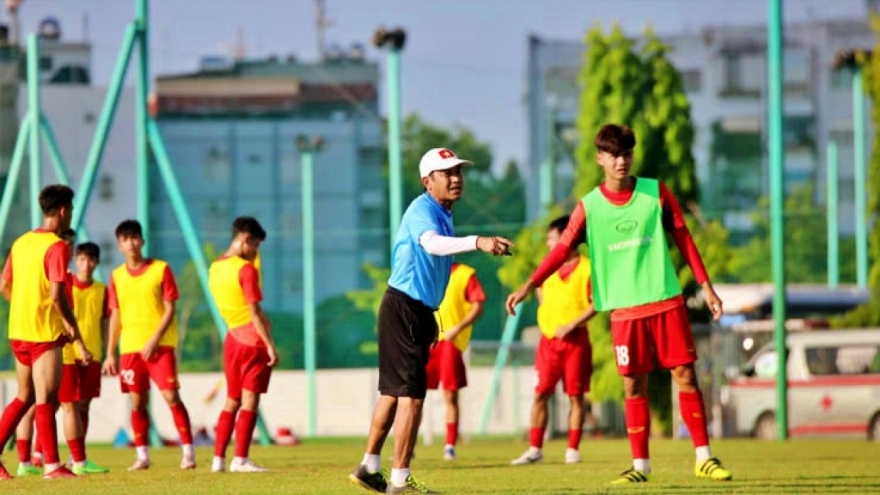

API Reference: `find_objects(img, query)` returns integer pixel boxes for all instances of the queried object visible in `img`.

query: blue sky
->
[8,0,868,170]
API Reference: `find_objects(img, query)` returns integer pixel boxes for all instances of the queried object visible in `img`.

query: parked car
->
[721,329,880,440]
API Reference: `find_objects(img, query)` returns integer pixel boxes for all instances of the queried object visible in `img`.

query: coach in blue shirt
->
[350,148,513,494]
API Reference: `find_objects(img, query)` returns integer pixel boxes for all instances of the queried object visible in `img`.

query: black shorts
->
[377,287,438,399]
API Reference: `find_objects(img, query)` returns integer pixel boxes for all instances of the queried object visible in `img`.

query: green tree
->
[840,16,880,327]
[176,244,223,372]
[728,185,857,285]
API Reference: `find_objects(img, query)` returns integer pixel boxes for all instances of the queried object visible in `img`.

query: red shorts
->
[426,341,467,391]
[119,346,179,394]
[10,338,64,367]
[534,328,592,396]
[58,364,83,403]
[79,362,102,400]
[611,303,697,375]
[224,334,272,399]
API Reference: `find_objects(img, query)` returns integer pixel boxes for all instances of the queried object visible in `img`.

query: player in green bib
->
[506,124,731,484]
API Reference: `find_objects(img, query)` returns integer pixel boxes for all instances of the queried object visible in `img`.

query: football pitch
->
[3,437,879,494]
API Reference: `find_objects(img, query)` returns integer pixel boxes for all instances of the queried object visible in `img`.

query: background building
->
[152,50,386,312]
[1,16,136,271]
[526,18,875,241]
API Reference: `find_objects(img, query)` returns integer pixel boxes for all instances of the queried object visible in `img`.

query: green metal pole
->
[27,33,41,229]
[0,120,30,241]
[148,119,271,446]
[136,0,150,253]
[72,22,138,231]
[768,0,788,441]
[477,304,522,434]
[147,120,223,333]
[852,67,868,288]
[827,142,839,289]
[301,149,317,437]
[540,107,556,211]
[40,116,105,282]
[387,46,402,251]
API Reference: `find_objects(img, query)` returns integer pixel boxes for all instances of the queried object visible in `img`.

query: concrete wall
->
[0,366,557,444]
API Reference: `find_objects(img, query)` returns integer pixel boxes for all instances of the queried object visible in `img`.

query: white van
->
[721,329,880,440]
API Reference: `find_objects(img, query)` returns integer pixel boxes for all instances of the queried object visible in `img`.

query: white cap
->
[418,148,473,178]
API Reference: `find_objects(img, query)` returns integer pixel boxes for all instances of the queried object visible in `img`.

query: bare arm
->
[0,278,10,301]
[103,309,121,375]
[248,302,279,367]
[50,280,80,340]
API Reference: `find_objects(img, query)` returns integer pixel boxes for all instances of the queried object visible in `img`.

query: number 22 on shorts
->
[121,369,136,386]
[614,345,630,366]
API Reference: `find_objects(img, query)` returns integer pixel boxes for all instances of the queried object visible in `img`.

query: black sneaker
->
[349,465,388,493]
[386,475,434,494]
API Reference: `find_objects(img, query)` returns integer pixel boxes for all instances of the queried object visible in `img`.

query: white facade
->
[17,85,137,271]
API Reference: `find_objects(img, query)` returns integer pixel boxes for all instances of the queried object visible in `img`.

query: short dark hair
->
[548,215,570,234]
[76,242,100,261]
[115,219,143,239]
[59,229,76,242]
[39,185,74,215]
[594,124,636,155]
[232,216,267,241]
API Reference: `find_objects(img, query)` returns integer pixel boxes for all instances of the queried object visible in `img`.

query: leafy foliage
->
[727,185,857,285]
[841,14,880,326]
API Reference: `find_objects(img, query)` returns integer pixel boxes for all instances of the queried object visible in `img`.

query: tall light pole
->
[832,48,871,288]
[767,0,788,440]
[373,27,406,249]
[295,134,324,437]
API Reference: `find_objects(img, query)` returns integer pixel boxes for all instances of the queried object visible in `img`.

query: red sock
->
[529,427,545,449]
[0,398,29,449]
[567,428,583,450]
[170,403,193,445]
[35,404,60,465]
[34,428,42,456]
[16,439,31,463]
[679,390,709,448]
[80,410,90,438]
[67,437,86,463]
[213,410,235,458]
[624,397,650,460]
[131,409,150,447]
[234,409,257,458]
[445,422,458,446]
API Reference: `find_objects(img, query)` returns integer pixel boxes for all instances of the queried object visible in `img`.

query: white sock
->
[390,467,410,487]
[33,452,43,461]
[44,462,60,473]
[182,444,195,458]
[695,446,712,462]
[444,444,454,450]
[361,453,381,473]
[136,446,150,461]
[633,458,651,473]
[233,456,247,465]
[528,446,542,455]
[20,462,33,468]
[73,460,86,468]
[212,456,225,464]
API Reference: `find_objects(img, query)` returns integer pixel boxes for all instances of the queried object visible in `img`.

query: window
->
[204,200,228,234]
[280,150,299,184]
[753,350,778,378]
[831,68,854,90]
[806,345,880,376]
[99,174,114,200]
[783,47,811,95]
[203,145,230,183]
[721,52,762,97]
[681,69,702,93]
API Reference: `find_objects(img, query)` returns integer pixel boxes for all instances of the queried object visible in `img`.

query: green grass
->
[3,437,880,494]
